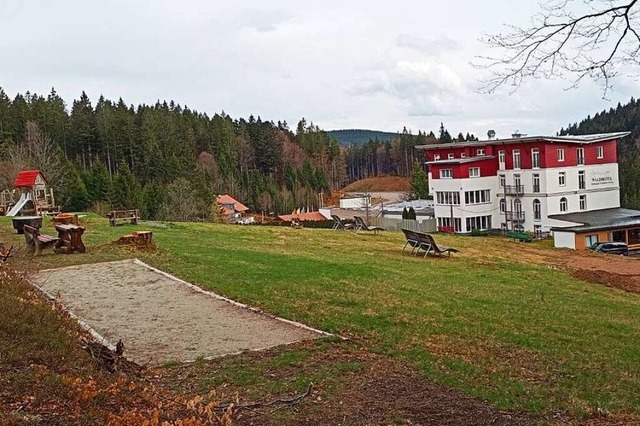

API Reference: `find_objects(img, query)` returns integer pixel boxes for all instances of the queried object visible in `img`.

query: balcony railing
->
[504,185,524,196]
[505,210,525,221]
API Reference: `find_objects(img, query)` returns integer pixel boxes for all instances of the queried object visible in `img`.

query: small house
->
[215,194,249,221]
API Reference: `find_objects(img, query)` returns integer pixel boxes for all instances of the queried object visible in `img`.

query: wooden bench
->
[507,231,532,242]
[108,209,139,226]
[24,225,62,256]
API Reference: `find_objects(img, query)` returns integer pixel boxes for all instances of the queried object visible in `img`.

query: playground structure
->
[2,170,59,217]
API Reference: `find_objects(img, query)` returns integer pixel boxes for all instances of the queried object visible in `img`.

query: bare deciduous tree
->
[6,121,68,190]
[476,0,640,96]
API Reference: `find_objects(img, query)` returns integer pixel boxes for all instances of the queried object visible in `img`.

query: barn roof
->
[14,170,45,188]
[215,194,249,215]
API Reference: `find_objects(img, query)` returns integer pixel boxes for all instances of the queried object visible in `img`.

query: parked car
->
[589,241,629,256]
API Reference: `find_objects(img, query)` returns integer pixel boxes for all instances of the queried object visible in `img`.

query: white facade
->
[340,195,371,209]
[430,161,620,233]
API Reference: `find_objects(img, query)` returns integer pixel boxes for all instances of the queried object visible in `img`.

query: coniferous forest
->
[0,88,444,220]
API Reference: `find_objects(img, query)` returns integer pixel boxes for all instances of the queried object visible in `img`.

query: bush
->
[470,228,489,237]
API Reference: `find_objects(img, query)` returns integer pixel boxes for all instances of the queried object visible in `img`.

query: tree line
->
[0,88,478,220]
[0,88,349,220]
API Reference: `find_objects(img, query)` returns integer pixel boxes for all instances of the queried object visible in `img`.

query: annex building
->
[417,132,640,248]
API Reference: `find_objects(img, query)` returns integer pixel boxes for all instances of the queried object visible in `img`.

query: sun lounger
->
[401,228,422,254]
[353,216,384,235]
[331,215,353,230]
[422,233,459,257]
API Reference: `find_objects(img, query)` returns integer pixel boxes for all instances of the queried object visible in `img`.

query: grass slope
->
[3,214,640,419]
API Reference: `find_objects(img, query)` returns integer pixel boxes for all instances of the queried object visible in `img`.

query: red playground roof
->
[14,170,44,188]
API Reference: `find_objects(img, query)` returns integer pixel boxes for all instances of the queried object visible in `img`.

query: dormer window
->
[448,153,454,159]
[477,148,485,156]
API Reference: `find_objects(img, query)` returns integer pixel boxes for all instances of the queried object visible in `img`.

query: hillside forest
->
[1,88,638,221]
[0,88,447,220]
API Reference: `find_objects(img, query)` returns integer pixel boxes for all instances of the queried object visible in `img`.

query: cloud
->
[349,60,467,116]
[396,34,459,55]
[233,9,294,33]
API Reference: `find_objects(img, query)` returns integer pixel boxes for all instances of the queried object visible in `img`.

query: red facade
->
[426,139,618,179]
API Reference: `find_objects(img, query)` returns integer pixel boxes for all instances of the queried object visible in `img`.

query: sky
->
[1,0,639,139]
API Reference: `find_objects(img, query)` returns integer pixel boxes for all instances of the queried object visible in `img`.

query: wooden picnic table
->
[55,224,86,254]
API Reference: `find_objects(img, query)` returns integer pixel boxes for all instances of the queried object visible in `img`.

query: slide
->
[6,192,31,217]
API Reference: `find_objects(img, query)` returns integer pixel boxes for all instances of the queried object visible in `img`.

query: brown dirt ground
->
[540,246,640,294]
[342,176,411,192]
[158,341,536,426]
[460,238,640,295]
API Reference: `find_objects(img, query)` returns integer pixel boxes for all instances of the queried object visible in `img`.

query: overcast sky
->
[1,0,638,138]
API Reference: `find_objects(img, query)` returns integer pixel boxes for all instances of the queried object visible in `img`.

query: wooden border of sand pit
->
[29,259,339,364]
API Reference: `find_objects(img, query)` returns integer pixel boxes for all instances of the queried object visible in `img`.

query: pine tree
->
[409,162,429,200]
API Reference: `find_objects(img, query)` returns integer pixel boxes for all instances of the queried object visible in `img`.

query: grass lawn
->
[3,213,640,420]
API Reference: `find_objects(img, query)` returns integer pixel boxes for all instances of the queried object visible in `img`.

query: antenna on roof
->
[487,130,496,139]
[511,130,527,138]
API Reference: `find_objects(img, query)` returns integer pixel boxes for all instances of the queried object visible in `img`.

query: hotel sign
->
[590,170,615,186]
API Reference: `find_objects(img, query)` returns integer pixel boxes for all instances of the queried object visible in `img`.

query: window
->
[500,199,506,212]
[466,215,492,231]
[498,150,506,169]
[560,197,567,212]
[578,170,585,190]
[448,153,455,159]
[436,191,460,205]
[558,172,566,186]
[533,199,541,220]
[465,189,491,204]
[469,167,480,178]
[461,152,466,158]
[557,148,565,162]
[437,217,462,232]
[499,174,505,188]
[585,235,598,248]
[597,146,604,159]
[612,230,626,242]
[577,148,585,165]
[532,148,540,168]
[533,174,540,193]
[580,194,587,210]
[514,174,521,189]
[434,154,441,161]
[514,198,522,213]
[440,169,452,179]
[513,150,521,169]
[534,225,542,236]
[477,148,485,156]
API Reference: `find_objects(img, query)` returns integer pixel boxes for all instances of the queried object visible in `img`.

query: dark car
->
[590,241,629,256]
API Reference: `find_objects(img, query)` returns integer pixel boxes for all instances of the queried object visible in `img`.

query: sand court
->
[33,259,328,365]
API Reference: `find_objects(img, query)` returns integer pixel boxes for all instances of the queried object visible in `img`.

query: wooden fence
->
[370,217,437,233]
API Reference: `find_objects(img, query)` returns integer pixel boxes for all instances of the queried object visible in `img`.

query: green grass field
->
[3,214,640,419]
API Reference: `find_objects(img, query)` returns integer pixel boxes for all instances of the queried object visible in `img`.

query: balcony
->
[504,185,524,196]
[505,210,525,221]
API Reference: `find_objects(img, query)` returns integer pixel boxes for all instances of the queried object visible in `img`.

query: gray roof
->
[550,208,640,232]
[416,132,630,150]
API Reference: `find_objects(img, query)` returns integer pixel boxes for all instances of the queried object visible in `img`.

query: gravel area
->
[34,260,326,365]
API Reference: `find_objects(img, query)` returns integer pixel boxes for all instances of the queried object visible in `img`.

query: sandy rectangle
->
[33,259,326,365]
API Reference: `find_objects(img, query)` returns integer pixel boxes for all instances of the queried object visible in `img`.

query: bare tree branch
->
[474,0,640,97]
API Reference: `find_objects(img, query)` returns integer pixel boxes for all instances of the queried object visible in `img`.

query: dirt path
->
[33,259,326,365]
